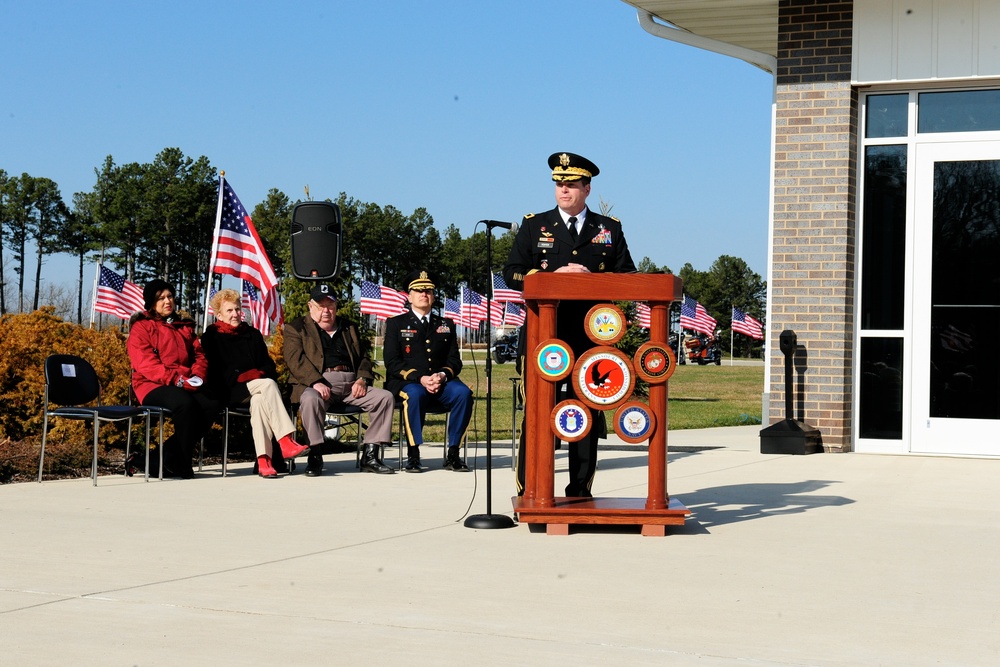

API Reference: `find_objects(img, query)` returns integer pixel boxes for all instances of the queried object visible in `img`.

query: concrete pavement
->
[2,426,999,665]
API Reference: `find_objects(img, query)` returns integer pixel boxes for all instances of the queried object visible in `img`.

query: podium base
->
[512,496,690,536]
[464,513,516,529]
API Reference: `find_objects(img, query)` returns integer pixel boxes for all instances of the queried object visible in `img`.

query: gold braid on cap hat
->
[551,153,591,181]
[551,166,593,181]
[408,270,435,290]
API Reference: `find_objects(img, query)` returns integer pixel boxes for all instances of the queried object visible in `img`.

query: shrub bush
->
[0,309,136,482]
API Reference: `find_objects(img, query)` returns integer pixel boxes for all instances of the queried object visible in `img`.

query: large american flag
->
[680,295,717,335]
[94,264,145,320]
[503,302,525,327]
[210,178,282,325]
[460,285,487,326]
[732,306,764,340]
[492,273,523,303]
[242,281,270,336]
[634,302,651,329]
[359,280,407,320]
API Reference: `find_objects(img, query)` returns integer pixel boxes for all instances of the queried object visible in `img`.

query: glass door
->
[911,142,1000,455]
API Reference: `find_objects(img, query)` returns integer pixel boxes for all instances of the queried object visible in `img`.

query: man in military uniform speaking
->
[503,152,636,497]
[383,270,474,472]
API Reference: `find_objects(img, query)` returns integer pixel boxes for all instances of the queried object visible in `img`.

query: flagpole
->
[89,262,102,329]
[203,171,227,331]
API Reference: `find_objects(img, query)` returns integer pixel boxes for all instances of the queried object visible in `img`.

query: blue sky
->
[1,0,773,299]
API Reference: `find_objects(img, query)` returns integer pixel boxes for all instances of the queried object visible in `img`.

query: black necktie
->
[568,216,578,241]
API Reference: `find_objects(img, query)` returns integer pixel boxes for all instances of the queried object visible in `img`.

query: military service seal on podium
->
[573,346,635,411]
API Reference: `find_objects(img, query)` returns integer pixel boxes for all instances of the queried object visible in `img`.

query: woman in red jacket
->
[127,279,220,478]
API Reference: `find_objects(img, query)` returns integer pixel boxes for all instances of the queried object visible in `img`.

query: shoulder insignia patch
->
[611,216,620,222]
[524,212,536,219]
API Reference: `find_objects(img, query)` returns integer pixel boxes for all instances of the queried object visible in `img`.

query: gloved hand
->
[178,375,203,392]
[237,369,265,383]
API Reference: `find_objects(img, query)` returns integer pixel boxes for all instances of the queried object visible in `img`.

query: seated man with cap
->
[283,283,397,475]
[383,271,473,472]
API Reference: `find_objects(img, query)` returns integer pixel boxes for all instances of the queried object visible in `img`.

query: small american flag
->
[243,281,270,335]
[443,298,461,322]
[359,280,407,320]
[460,285,487,327]
[680,295,717,335]
[503,302,525,327]
[210,178,282,325]
[488,299,505,327]
[634,302,651,329]
[94,265,145,320]
[732,306,764,340]
[492,273,523,303]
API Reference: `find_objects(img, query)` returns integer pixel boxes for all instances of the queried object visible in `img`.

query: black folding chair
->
[126,383,169,482]
[217,405,252,476]
[38,354,144,486]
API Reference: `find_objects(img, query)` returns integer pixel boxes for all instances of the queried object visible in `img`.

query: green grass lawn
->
[412,352,764,443]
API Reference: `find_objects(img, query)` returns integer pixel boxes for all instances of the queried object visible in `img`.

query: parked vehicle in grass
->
[491,329,519,364]
[682,331,722,365]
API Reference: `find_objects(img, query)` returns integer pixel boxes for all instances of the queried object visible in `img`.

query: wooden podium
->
[512,273,691,536]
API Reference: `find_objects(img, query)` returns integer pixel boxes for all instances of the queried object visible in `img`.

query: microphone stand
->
[465,220,516,530]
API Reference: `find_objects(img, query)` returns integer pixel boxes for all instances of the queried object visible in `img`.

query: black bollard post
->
[759,330,823,454]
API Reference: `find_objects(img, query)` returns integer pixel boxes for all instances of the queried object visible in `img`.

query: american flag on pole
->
[94,264,145,320]
[488,299,505,327]
[359,280,407,320]
[503,302,525,327]
[460,285,487,327]
[732,306,764,340]
[242,281,270,335]
[680,295,717,335]
[634,302,651,329]
[443,298,461,323]
[210,178,283,325]
[491,273,523,303]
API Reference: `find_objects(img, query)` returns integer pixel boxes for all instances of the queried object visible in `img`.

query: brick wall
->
[769,1,856,451]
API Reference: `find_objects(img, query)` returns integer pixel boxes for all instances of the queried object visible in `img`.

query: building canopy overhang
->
[621,1,778,73]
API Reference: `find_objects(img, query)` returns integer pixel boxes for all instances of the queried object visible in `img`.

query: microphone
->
[480,220,513,230]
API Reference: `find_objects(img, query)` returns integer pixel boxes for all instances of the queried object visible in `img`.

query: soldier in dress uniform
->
[383,270,474,472]
[503,152,636,497]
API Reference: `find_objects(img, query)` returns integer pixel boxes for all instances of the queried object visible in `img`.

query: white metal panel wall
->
[854,0,1000,83]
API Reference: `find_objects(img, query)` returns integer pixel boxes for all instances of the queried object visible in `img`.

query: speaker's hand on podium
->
[554,263,590,273]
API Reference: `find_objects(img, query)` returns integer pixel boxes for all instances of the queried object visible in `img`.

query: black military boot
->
[404,445,423,473]
[444,446,470,472]
[360,444,394,474]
